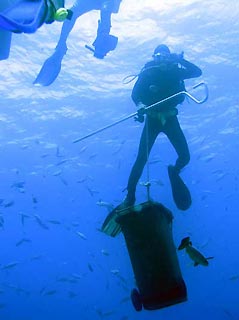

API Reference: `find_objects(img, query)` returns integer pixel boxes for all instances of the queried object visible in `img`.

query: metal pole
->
[73,82,208,143]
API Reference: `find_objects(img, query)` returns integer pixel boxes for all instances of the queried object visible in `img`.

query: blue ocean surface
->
[0,0,239,319]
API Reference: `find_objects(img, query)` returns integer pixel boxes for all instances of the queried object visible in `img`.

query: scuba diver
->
[124,44,202,210]
[33,0,122,86]
[0,0,71,60]
[102,44,202,237]
[125,45,202,208]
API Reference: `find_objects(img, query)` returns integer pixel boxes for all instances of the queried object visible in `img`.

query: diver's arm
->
[180,59,202,79]
[131,80,146,123]
[55,12,78,51]
[131,80,142,106]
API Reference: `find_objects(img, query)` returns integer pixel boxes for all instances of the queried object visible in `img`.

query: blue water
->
[0,1,239,319]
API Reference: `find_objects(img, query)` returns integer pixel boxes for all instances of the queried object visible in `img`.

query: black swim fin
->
[33,49,66,86]
[101,203,131,237]
[168,165,191,211]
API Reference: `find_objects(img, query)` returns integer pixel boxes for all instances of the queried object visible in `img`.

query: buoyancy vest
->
[133,61,186,110]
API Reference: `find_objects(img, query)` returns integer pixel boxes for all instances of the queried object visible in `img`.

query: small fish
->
[10,285,29,295]
[96,200,114,212]
[42,290,57,296]
[52,170,62,176]
[87,187,99,197]
[77,178,87,184]
[88,263,94,272]
[110,269,120,275]
[1,262,20,270]
[32,196,38,204]
[59,177,68,186]
[88,153,97,160]
[56,159,69,166]
[34,214,49,230]
[229,275,239,281]
[16,238,31,247]
[78,146,87,154]
[101,310,115,317]
[11,181,25,189]
[56,146,63,157]
[139,181,151,187]
[57,277,72,283]
[0,215,4,228]
[68,291,77,298]
[30,255,42,261]
[112,143,125,155]
[200,153,216,163]
[19,213,31,226]
[101,249,110,256]
[11,181,25,193]
[71,273,82,280]
[76,231,87,240]
[4,200,14,208]
[115,274,127,285]
[47,219,61,225]
[150,178,164,186]
[41,154,49,158]
[178,237,213,267]
[71,221,80,227]
[148,158,162,164]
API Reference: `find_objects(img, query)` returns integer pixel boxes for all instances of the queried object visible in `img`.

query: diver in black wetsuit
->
[101,44,202,237]
[124,44,202,207]
[33,0,122,85]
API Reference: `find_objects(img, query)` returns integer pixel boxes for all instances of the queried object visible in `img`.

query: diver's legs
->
[164,116,190,172]
[55,0,100,53]
[35,0,99,85]
[164,116,192,210]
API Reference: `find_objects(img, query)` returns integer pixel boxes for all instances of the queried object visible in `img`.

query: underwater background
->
[0,0,239,319]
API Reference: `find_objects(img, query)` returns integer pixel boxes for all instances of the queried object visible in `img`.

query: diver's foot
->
[101,194,135,237]
[101,202,128,237]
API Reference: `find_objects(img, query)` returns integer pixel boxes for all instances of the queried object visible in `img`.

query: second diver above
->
[34,0,122,86]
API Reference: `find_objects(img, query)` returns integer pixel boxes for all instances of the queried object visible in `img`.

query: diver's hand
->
[134,114,144,123]
[170,51,184,63]
[134,103,146,123]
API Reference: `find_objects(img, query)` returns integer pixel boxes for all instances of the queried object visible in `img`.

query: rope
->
[145,117,151,202]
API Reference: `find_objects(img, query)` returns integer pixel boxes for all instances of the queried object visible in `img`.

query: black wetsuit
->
[91,0,122,58]
[95,0,121,32]
[126,57,202,199]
